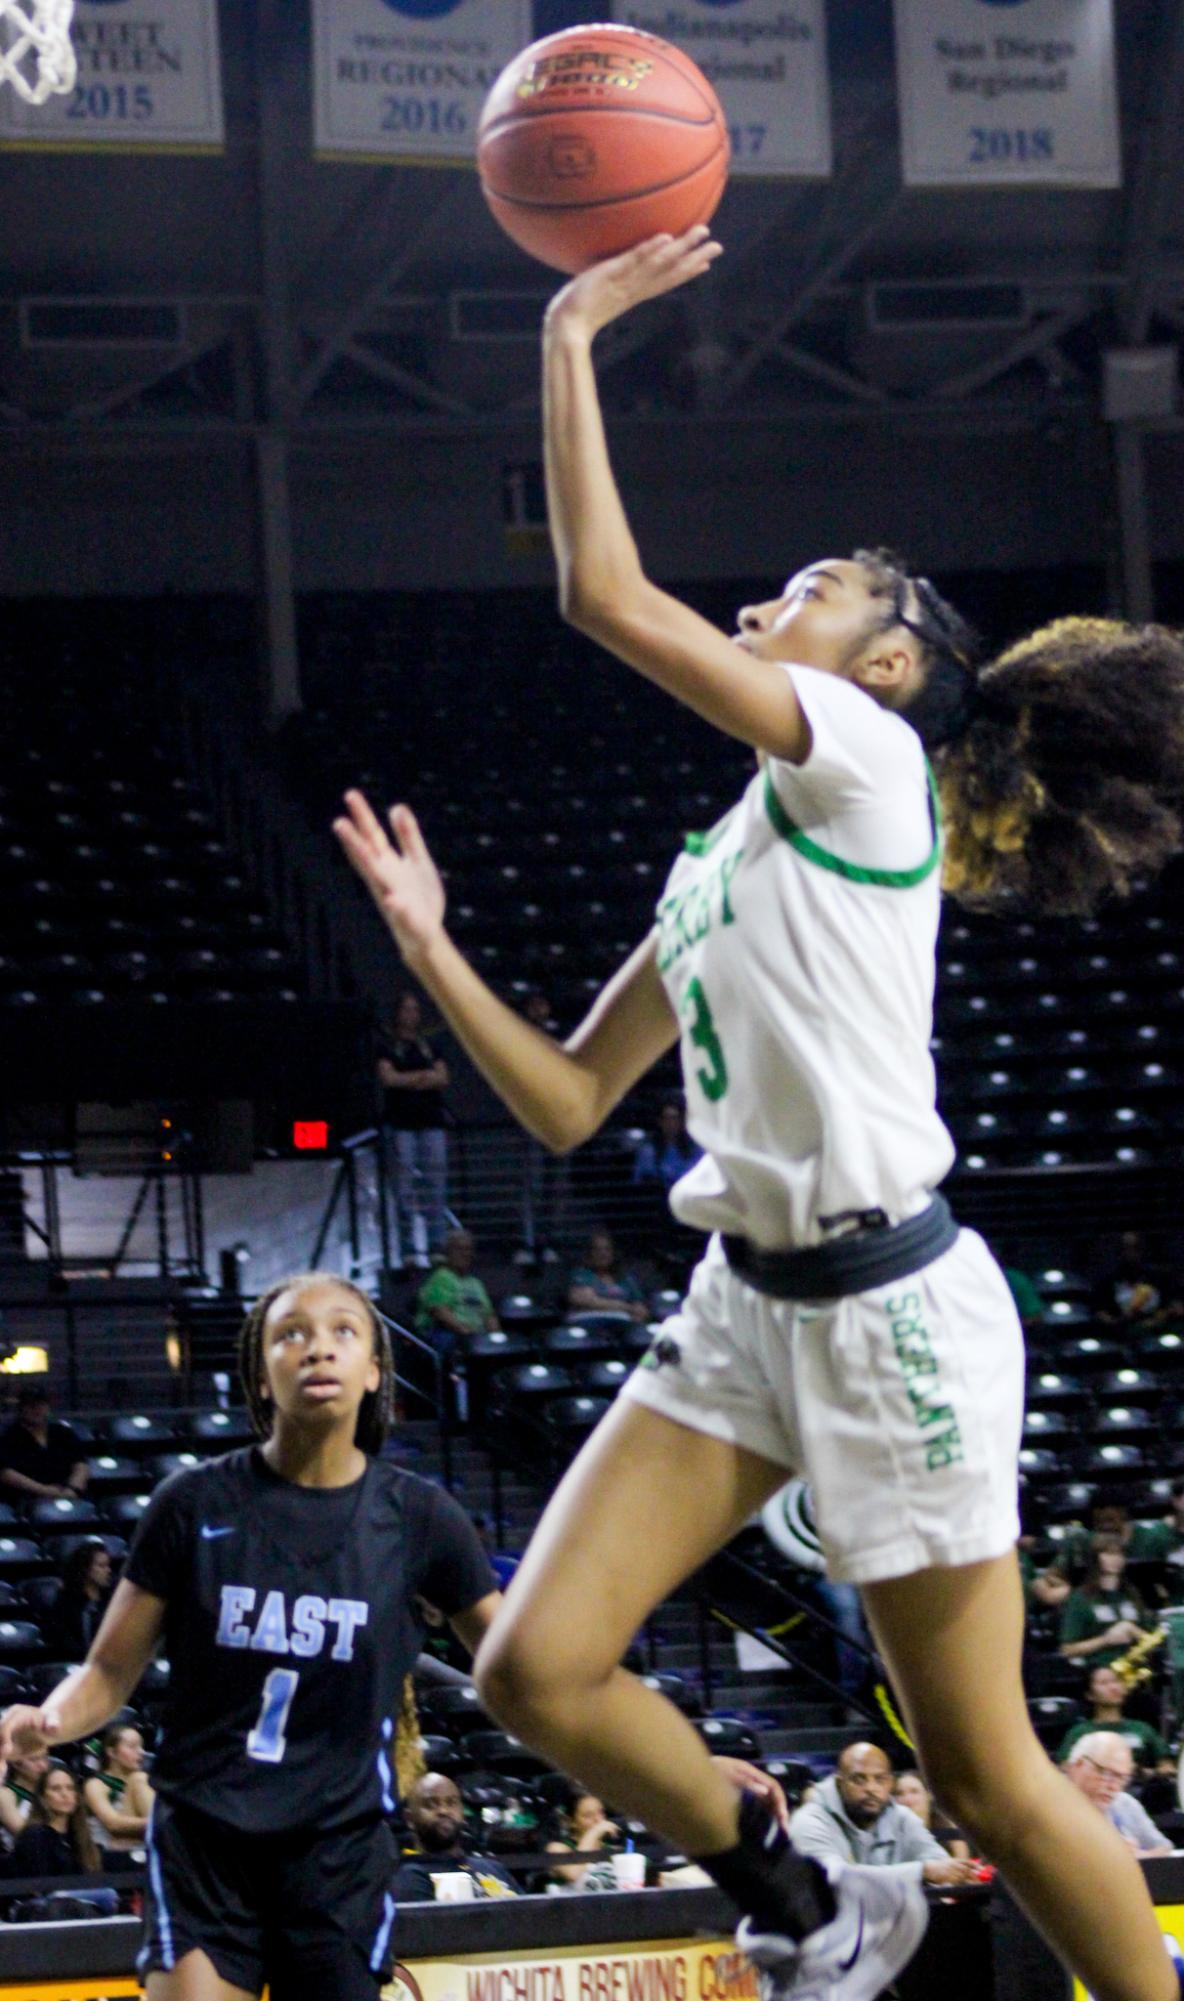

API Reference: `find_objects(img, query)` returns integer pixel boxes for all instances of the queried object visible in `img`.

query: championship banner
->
[385,1934,757,2001]
[0,0,223,151]
[611,1,832,178]
[312,0,533,164]
[894,0,1121,189]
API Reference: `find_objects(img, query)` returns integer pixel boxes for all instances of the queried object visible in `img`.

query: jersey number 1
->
[247,1667,299,1764]
[683,977,729,1103]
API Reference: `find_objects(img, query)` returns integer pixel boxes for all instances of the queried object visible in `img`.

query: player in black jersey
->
[0,1272,501,2001]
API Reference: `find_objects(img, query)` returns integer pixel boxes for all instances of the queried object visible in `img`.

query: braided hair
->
[238,1271,396,1455]
[852,552,1184,917]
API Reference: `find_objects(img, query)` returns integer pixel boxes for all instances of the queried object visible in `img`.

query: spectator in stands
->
[518,990,570,1266]
[789,1744,977,1886]
[1060,1537,1158,1670]
[1056,1666,1174,1776]
[0,1388,88,1502]
[546,1786,624,1891]
[377,990,450,1270]
[1093,1232,1182,1330]
[567,1228,649,1324]
[0,1751,48,1846]
[632,1098,702,1195]
[392,1772,519,1899]
[1051,1495,1173,1588]
[1063,1733,1173,1857]
[1001,1262,1046,1328]
[415,1230,500,1426]
[7,1762,118,1910]
[43,1540,113,1661]
[83,1723,154,1853]
[890,1771,971,1861]
[416,1230,500,1352]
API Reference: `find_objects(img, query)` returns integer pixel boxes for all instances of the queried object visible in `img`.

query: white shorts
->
[622,1228,1024,1587]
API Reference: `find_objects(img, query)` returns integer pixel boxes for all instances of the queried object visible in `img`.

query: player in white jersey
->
[336,228,1184,2001]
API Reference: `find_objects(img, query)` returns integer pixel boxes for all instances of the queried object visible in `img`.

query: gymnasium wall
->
[3,416,1181,598]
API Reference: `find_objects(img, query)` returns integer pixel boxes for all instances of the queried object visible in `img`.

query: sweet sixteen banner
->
[312,0,532,162]
[894,0,1121,188]
[0,0,223,149]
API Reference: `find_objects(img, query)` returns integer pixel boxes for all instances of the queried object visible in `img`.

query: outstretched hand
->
[332,791,446,966]
[0,1703,59,1763]
[546,225,723,341]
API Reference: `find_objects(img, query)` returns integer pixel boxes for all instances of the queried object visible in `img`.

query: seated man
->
[0,1387,89,1502]
[1063,1731,1174,1857]
[1057,1665,1174,1778]
[393,1772,519,1900]
[415,1231,500,1354]
[789,1741,978,1887]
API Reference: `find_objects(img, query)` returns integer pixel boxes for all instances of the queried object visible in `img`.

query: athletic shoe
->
[738,1862,929,2001]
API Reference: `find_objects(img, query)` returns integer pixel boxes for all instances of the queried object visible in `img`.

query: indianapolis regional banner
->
[0,0,223,150]
[611,0,832,178]
[312,0,533,163]
[894,0,1121,189]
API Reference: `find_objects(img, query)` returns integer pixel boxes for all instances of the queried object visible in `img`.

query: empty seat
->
[20,1575,62,1616]
[1027,1696,1080,1750]
[545,1324,621,1364]
[697,1716,762,1759]
[0,1619,43,1658]
[458,1729,552,1779]
[150,1452,204,1482]
[105,1415,175,1452]
[28,1495,101,1537]
[103,1494,152,1529]
[493,1363,573,1404]
[186,1410,254,1445]
[87,1453,141,1493]
[0,1538,46,1576]
[419,1684,490,1737]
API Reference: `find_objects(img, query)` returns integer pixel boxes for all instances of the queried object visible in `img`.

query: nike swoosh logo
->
[200,1525,236,1540]
[838,1910,865,1973]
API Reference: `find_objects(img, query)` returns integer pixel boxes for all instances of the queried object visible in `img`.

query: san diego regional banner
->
[894,0,1121,189]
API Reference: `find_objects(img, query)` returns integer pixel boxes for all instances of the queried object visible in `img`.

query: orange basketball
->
[477,25,730,276]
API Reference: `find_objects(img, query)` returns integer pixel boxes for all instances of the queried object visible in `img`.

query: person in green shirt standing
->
[1056,1666,1174,1777]
[1060,1537,1158,1672]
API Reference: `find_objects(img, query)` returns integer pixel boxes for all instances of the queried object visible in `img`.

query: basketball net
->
[0,0,76,106]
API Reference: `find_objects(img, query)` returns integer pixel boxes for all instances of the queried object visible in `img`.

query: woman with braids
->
[336,225,1184,2001]
[0,1272,502,2001]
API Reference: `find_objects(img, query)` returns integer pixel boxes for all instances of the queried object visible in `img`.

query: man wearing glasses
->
[1064,1732,1174,1858]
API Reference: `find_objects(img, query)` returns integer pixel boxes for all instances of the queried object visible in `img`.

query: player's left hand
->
[545,226,722,340]
[333,791,446,966]
[712,1755,791,1835]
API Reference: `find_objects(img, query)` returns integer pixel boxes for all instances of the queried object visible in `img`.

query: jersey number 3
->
[683,978,729,1103]
[247,1667,299,1764]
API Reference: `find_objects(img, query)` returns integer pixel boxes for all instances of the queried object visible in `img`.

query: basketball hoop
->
[0,0,76,107]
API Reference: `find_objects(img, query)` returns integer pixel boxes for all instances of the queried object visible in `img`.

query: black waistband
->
[722,1195,958,1302]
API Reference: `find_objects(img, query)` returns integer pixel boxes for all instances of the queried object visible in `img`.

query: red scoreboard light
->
[292,1120,330,1152]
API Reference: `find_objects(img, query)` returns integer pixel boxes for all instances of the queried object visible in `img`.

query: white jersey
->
[655,665,955,1249]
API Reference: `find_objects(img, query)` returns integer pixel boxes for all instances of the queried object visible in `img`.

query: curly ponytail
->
[937,616,1184,916]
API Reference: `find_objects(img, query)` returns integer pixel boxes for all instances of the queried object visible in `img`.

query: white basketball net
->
[0,0,76,106]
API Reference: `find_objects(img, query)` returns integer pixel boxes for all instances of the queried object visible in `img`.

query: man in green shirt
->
[416,1229,500,1348]
[1056,1666,1174,1776]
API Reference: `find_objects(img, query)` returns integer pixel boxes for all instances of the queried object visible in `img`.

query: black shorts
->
[138,1797,397,2000]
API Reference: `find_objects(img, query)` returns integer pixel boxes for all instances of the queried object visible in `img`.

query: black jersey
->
[124,1449,494,1835]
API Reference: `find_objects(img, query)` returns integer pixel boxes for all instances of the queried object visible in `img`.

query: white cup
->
[435,1871,476,1902]
[611,1851,646,1891]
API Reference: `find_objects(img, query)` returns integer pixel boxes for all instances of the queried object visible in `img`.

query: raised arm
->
[0,1580,165,1759]
[543,229,808,763]
[334,793,677,1155]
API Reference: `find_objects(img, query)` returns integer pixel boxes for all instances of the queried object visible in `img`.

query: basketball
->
[476,26,730,276]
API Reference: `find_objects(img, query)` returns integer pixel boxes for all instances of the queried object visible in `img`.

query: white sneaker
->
[738,1863,929,2001]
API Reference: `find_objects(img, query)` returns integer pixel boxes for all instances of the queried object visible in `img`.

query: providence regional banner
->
[312,0,533,163]
[0,0,223,150]
[611,0,832,178]
[894,0,1121,189]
